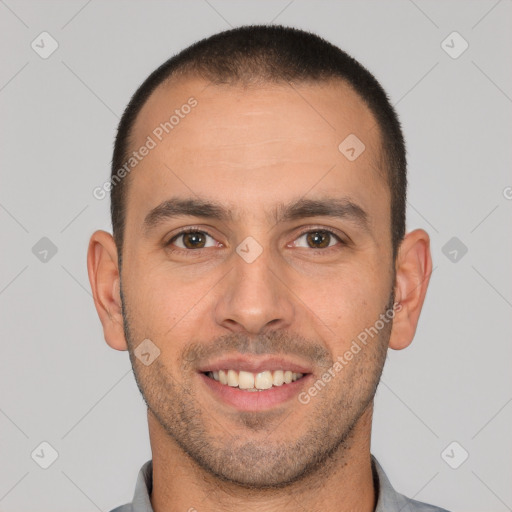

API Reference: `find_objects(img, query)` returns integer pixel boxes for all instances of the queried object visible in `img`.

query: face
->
[119,77,396,487]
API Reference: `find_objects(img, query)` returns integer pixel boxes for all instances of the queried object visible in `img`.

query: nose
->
[214,246,295,335]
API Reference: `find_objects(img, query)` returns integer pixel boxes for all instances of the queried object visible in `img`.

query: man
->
[87,24,448,512]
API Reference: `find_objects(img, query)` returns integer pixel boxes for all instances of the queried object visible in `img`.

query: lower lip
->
[199,373,312,411]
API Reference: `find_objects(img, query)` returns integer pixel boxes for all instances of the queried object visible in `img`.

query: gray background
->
[1,0,511,511]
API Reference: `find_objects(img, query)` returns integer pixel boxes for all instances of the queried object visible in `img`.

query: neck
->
[148,405,376,512]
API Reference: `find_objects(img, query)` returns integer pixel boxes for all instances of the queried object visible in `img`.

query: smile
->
[204,369,305,391]
[198,356,313,411]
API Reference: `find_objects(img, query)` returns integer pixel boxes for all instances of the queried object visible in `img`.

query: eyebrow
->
[142,196,369,235]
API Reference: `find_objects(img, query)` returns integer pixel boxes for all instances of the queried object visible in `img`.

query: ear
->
[87,230,128,351]
[389,229,432,350]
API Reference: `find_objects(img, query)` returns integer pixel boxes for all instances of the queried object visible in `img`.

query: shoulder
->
[372,455,450,512]
[108,505,133,512]
[395,493,451,512]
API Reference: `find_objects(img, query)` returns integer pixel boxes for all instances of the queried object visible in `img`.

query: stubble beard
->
[121,285,393,489]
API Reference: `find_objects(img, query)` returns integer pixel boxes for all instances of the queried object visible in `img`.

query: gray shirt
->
[110,455,449,512]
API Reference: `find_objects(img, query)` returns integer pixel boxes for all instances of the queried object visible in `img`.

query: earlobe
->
[389,229,432,351]
[87,230,128,351]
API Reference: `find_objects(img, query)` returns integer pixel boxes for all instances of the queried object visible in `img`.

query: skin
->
[87,76,432,512]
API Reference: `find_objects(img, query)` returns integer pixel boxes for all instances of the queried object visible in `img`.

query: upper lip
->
[197,355,313,374]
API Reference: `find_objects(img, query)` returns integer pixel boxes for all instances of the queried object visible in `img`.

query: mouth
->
[198,357,312,411]
[203,369,306,391]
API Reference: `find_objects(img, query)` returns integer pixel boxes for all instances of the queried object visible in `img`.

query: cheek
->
[122,262,176,339]
[126,262,216,353]
[296,263,391,348]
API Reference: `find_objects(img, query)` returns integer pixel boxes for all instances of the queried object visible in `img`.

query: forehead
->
[133,75,381,158]
[125,75,387,226]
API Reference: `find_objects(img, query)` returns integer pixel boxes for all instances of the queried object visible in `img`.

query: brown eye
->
[182,232,206,249]
[307,231,331,248]
[168,230,216,250]
[293,230,342,249]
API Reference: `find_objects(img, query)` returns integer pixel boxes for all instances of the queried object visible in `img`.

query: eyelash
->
[165,226,347,254]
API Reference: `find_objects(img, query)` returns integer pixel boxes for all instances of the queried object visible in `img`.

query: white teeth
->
[208,369,304,389]
[255,371,273,389]
[273,370,284,386]
[218,369,228,385]
[227,369,239,387]
[238,370,255,389]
